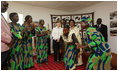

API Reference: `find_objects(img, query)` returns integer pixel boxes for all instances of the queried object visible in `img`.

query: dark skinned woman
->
[8,12,23,70]
[22,15,34,69]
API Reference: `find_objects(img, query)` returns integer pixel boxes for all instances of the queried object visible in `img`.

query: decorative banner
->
[110,11,117,36]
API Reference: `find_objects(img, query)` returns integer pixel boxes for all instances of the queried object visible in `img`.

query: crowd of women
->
[1,1,111,70]
[52,17,111,70]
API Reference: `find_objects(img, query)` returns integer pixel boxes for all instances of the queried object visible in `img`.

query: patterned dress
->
[62,30,78,69]
[8,23,23,70]
[22,24,33,69]
[35,26,48,63]
[70,27,83,66]
[84,27,111,70]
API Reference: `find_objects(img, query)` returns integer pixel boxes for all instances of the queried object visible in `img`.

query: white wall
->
[7,2,71,53]
[7,2,70,29]
[73,1,117,53]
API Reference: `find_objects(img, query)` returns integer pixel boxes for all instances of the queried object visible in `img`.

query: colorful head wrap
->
[86,17,92,23]
[80,16,93,26]
[80,16,87,22]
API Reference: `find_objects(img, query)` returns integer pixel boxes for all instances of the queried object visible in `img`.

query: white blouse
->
[51,27,63,40]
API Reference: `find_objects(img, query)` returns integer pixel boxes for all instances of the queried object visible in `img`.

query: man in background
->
[1,1,12,69]
[94,18,108,42]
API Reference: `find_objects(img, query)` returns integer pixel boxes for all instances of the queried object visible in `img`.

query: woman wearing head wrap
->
[69,19,83,67]
[8,12,23,70]
[80,16,111,70]
[35,19,49,65]
[22,15,33,69]
[61,25,80,70]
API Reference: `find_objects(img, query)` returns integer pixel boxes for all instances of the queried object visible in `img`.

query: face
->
[56,22,61,27]
[97,19,102,25]
[41,20,45,26]
[1,1,8,13]
[70,21,74,27]
[12,14,19,22]
[63,20,66,25]
[34,22,38,27]
[81,22,87,29]
[63,28,69,35]
[28,17,32,23]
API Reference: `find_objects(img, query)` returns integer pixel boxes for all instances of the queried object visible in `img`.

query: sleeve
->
[87,33,101,48]
[22,26,32,38]
[75,28,82,45]
[1,31,12,44]
[51,28,55,40]
[60,28,63,36]
[44,27,49,38]
[35,27,41,37]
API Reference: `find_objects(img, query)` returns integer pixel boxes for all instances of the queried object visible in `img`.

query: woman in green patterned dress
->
[22,15,34,69]
[35,19,48,65]
[61,25,79,70]
[80,17,111,70]
[8,12,23,70]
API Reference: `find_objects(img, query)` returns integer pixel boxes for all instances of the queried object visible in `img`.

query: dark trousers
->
[53,40,61,62]
[1,50,11,69]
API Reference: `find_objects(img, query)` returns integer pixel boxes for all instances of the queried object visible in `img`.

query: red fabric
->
[28,54,86,70]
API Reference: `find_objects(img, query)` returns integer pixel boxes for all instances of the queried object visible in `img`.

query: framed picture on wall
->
[52,16,61,22]
[72,15,81,22]
[110,11,117,36]
[62,16,71,22]
[53,23,56,28]
[82,15,89,18]
[76,24,81,30]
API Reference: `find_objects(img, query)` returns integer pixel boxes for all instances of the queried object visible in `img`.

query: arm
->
[51,28,56,40]
[1,31,12,44]
[77,29,82,45]
[36,31,45,37]
[88,33,101,48]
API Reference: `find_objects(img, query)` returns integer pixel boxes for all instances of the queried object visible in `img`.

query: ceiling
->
[13,1,103,12]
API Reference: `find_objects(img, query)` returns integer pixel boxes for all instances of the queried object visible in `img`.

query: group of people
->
[52,17,111,70]
[1,1,49,70]
[1,1,111,70]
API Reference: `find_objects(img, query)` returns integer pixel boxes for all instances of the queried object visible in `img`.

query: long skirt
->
[64,44,77,69]
[8,41,23,70]
[36,37,48,63]
[23,38,33,69]
[86,52,111,70]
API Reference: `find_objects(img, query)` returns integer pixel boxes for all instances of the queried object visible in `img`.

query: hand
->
[75,43,81,49]
[7,40,13,48]
[68,42,73,44]
[44,31,48,34]
[75,43,79,46]
[56,39,60,42]
[27,27,32,31]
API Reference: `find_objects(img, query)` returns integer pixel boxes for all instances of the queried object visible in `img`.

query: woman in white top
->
[69,19,83,69]
[51,20,63,63]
